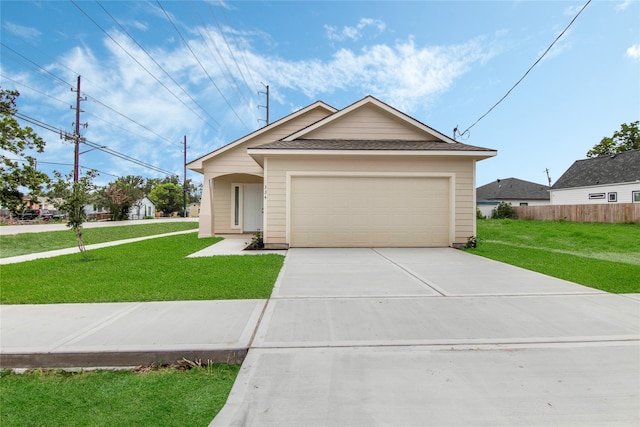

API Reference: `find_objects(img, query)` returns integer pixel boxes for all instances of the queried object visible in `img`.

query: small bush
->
[465,236,477,248]
[476,208,485,219]
[246,230,264,249]
[492,201,515,219]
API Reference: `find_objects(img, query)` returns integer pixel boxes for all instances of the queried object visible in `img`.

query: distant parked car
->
[17,209,53,221]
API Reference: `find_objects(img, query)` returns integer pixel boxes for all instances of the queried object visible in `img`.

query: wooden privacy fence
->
[513,203,639,223]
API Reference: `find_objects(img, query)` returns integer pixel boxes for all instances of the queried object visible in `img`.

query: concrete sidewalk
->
[0,300,265,368]
[211,248,640,426]
[0,235,280,368]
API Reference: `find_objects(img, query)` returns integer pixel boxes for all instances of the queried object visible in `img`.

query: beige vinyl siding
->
[301,104,435,140]
[202,108,331,176]
[263,155,475,246]
[200,108,331,235]
[212,174,262,234]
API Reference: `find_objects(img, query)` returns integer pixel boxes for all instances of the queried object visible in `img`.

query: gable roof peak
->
[283,95,458,144]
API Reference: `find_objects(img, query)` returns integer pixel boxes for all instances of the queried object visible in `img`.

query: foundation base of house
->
[264,243,290,250]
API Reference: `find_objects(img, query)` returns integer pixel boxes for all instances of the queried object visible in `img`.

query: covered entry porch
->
[198,173,263,238]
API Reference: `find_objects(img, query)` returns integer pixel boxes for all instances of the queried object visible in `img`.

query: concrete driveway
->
[211,248,640,426]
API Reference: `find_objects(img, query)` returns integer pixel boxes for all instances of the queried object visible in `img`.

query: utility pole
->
[544,168,552,187]
[258,82,269,126]
[183,135,187,218]
[63,76,87,182]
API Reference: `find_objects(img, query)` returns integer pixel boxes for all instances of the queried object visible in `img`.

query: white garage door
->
[290,176,450,247]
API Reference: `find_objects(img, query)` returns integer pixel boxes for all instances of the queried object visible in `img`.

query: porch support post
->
[198,173,215,238]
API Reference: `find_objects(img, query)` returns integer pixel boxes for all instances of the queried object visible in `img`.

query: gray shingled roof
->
[552,149,640,189]
[251,139,495,152]
[477,178,550,201]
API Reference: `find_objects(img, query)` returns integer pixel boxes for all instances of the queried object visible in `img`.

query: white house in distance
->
[128,196,156,220]
[187,95,497,248]
[476,178,550,218]
[550,149,640,205]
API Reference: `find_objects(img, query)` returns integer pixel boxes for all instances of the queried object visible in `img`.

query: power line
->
[457,0,592,139]
[9,158,121,178]
[92,0,221,132]
[156,0,250,131]
[217,0,258,90]
[205,2,256,109]
[189,1,253,112]
[0,42,74,89]
[11,111,177,177]
[2,42,180,147]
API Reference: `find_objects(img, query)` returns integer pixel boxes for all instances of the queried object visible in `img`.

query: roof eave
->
[247,148,497,160]
[186,101,338,173]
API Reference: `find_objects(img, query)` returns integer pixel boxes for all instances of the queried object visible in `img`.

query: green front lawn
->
[0,222,199,258]
[1,234,285,304]
[0,365,239,427]
[467,219,640,293]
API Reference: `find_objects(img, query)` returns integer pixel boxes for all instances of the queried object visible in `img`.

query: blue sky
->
[1,0,639,188]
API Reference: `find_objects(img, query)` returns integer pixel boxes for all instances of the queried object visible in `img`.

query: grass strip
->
[0,365,239,427]
[476,219,639,258]
[0,222,199,258]
[1,234,285,304]
[467,241,640,294]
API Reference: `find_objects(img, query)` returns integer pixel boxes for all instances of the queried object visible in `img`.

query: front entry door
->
[243,184,263,232]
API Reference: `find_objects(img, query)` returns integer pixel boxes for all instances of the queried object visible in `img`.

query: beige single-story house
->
[187,95,496,248]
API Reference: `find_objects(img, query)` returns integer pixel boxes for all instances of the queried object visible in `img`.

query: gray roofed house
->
[550,149,640,205]
[476,178,550,217]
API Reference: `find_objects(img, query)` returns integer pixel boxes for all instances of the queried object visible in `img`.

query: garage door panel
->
[291,176,450,247]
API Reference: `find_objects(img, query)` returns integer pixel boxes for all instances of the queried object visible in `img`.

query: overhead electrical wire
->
[70,0,199,145]
[93,0,222,131]
[189,1,253,112]
[0,74,71,107]
[1,74,180,150]
[156,0,250,131]
[0,43,75,90]
[2,42,179,147]
[209,2,257,103]
[218,0,258,90]
[10,111,177,177]
[457,0,592,139]
[7,158,121,178]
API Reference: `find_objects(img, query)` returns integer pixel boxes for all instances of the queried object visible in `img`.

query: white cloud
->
[7,14,493,183]
[253,37,493,114]
[615,0,633,12]
[325,18,386,42]
[2,21,41,41]
[626,44,640,61]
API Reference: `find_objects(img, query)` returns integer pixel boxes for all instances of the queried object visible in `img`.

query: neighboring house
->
[187,95,496,248]
[476,178,550,217]
[128,196,156,220]
[551,149,640,205]
[84,204,109,216]
[188,202,200,218]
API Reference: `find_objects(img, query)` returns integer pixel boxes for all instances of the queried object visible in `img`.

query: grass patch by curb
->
[466,220,640,293]
[0,365,239,427]
[0,222,199,258]
[468,241,640,293]
[1,234,285,304]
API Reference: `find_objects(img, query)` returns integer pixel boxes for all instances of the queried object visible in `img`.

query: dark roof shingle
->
[552,149,640,189]
[251,139,495,152]
[476,178,550,201]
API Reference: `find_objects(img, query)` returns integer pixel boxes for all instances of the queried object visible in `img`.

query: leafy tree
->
[143,175,179,195]
[0,88,50,213]
[48,170,97,253]
[97,175,145,220]
[586,121,639,158]
[148,182,183,215]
